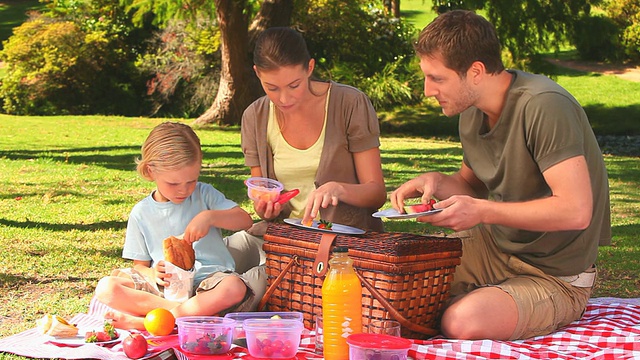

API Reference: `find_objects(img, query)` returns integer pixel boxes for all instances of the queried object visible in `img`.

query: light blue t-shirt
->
[123,182,238,287]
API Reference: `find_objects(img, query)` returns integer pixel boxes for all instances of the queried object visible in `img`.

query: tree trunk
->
[194,0,294,126]
[391,0,400,18]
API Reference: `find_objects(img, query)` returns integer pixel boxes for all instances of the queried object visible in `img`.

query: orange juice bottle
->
[321,246,362,360]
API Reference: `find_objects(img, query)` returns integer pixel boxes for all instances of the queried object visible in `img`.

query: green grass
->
[400,0,438,28]
[0,115,639,359]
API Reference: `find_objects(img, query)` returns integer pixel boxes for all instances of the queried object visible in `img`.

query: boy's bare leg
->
[95,276,179,316]
[103,276,247,330]
[173,275,247,318]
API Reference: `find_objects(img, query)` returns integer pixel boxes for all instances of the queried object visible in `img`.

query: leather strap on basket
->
[257,255,298,311]
[313,233,337,277]
[356,272,439,336]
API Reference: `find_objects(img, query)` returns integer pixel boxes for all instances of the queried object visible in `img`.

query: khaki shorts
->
[116,268,255,315]
[450,225,595,340]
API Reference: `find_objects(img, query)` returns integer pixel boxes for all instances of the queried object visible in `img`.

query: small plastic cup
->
[314,315,323,355]
[369,319,401,337]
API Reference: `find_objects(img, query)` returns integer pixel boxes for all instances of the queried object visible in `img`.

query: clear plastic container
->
[176,316,235,355]
[322,246,363,360]
[245,177,283,202]
[243,318,304,358]
[224,311,303,347]
[346,333,412,360]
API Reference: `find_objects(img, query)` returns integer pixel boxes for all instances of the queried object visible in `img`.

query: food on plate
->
[36,314,79,338]
[404,199,437,214]
[163,235,195,270]
[85,320,119,343]
[123,333,148,359]
[318,219,333,230]
[301,219,313,227]
[276,189,300,205]
[144,308,176,336]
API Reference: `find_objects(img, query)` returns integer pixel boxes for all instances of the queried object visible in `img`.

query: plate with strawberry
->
[47,321,129,347]
[284,218,365,235]
[373,200,443,219]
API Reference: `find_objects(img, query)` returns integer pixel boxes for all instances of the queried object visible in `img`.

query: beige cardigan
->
[241,81,384,232]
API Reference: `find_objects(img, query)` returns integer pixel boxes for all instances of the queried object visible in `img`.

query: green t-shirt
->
[459,70,611,276]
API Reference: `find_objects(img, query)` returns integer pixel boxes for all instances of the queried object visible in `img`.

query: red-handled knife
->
[276,189,300,204]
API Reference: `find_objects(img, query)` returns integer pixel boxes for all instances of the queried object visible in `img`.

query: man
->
[391,10,611,340]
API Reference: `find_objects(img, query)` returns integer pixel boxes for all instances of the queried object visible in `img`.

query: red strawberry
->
[96,331,112,342]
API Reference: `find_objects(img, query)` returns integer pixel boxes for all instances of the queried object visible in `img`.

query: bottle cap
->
[333,246,348,253]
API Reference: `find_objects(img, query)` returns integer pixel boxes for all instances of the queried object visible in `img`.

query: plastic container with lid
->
[176,316,235,355]
[346,333,412,360]
[245,177,283,202]
[322,246,363,360]
[223,311,303,347]
[243,318,304,358]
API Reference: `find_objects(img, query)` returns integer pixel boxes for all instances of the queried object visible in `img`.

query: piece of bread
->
[163,236,195,270]
[36,314,79,338]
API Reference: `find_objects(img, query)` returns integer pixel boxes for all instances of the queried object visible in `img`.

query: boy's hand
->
[153,260,171,287]
[183,212,212,244]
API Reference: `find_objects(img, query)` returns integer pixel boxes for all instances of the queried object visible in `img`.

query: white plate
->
[283,218,365,235]
[47,329,130,347]
[372,208,443,219]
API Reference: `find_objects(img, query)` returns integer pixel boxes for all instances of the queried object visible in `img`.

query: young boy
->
[95,122,256,330]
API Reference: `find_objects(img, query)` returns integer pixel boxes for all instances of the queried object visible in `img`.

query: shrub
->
[135,16,221,117]
[0,1,150,115]
[572,15,622,62]
[293,1,419,108]
[603,0,640,62]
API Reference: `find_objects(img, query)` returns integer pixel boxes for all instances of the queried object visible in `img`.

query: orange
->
[143,308,175,336]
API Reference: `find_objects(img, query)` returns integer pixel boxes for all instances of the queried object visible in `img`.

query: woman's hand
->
[253,198,284,220]
[301,182,343,224]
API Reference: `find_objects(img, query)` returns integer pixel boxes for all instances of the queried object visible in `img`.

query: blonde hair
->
[136,122,203,181]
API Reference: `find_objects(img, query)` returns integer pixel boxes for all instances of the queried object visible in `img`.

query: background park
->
[0,0,639,357]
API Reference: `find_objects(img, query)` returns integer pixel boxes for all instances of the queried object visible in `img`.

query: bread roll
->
[163,236,195,270]
[36,314,79,338]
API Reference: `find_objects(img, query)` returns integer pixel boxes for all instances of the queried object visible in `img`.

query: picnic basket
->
[257,222,462,339]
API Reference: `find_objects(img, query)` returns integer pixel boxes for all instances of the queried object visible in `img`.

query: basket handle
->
[256,255,298,311]
[313,233,337,277]
[356,272,439,336]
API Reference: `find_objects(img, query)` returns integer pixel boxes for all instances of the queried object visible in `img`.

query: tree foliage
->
[431,0,597,64]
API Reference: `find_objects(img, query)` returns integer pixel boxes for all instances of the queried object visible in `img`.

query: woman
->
[241,26,386,233]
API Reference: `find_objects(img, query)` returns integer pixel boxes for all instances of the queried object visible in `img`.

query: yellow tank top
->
[267,88,330,219]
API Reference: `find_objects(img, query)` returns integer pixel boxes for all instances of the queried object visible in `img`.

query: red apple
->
[122,333,148,359]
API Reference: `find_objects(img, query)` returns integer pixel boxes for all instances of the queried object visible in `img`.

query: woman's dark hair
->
[253,27,312,71]
[414,10,505,76]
